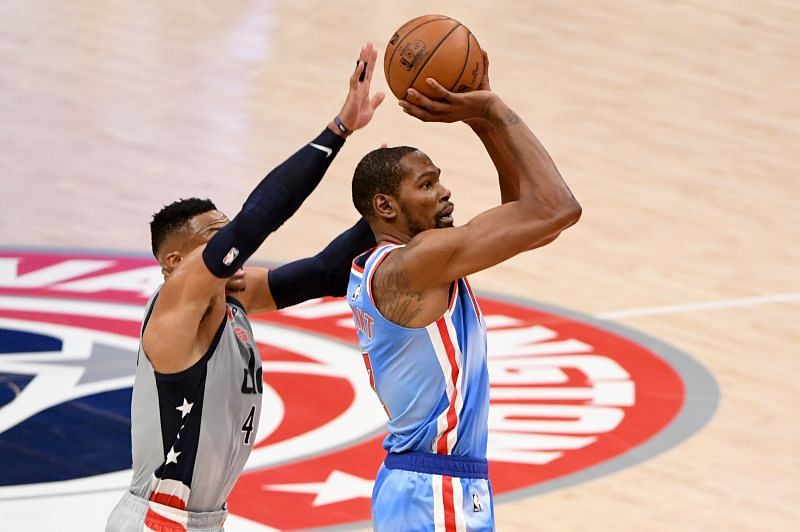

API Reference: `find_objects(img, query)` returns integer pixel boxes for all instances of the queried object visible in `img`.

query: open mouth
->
[438,203,455,224]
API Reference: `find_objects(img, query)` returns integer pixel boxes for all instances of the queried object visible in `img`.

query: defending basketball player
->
[347,52,581,531]
[106,44,384,532]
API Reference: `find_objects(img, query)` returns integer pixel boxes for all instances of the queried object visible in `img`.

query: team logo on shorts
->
[0,249,718,530]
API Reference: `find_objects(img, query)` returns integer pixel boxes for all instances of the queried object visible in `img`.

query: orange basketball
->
[384,14,484,100]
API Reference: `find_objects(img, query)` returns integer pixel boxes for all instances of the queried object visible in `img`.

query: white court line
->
[596,292,800,320]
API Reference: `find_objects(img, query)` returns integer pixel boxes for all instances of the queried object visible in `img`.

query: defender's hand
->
[336,43,386,134]
[399,78,496,124]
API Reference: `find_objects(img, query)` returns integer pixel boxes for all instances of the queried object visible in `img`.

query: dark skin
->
[143,43,384,374]
[368,51,581,328]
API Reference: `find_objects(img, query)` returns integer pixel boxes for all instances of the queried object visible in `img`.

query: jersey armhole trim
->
[365,246,401,306]
[141,292,160,335]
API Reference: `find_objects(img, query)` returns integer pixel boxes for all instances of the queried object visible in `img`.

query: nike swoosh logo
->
[309,142,333,158]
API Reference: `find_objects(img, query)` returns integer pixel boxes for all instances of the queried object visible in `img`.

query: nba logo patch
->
[222,247,239,266]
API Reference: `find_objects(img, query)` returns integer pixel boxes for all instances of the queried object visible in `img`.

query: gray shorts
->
[106,490,227,532]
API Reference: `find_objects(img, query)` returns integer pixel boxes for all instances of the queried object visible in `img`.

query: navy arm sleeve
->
[202,127,345,277]
[267,218,376,309]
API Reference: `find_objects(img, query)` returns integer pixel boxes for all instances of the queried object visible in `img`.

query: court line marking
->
[596,292,800,320]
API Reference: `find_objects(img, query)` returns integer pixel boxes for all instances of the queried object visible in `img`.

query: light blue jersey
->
[348,243,494,531]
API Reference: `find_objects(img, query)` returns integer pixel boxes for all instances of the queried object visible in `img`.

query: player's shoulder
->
[398,226,466,260]
[371,231,451,287]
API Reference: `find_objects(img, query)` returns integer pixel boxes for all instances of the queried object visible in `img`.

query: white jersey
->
[124,292,262,522]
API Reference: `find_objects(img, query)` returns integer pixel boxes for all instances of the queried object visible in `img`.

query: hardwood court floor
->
[1,1,797,530]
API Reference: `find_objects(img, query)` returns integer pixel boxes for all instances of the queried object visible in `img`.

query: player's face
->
[397,151,454,235]
[187,210,247,293]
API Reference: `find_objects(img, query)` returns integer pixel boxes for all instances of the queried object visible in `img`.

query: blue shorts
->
[372,452,495,532]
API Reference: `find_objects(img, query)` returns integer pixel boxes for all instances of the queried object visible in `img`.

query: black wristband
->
[333,116,352,136]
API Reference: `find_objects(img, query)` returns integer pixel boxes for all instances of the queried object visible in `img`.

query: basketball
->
[384,14,484,100]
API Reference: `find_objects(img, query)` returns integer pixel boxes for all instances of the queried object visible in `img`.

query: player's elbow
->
[548,197,582,232]
[561,199,582,228]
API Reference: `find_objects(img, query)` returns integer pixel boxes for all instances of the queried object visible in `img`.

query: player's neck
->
[374,230,409,246]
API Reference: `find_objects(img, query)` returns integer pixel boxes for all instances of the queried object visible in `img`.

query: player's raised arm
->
[459,51,522,206]
[394,79,581,290]
[143,44,384,372]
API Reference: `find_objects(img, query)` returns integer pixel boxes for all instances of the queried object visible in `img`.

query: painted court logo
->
[0,250,718,530]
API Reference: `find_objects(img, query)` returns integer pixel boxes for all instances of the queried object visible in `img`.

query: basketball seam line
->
[385,16,452,91]
[407,23,464,95]
[450,31,473,92]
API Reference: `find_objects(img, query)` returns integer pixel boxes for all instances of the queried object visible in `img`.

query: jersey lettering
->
[352,307,374,339]
[241,347,263,394]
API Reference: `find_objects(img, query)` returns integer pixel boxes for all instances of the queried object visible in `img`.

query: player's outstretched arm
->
[234,218,376,314]
[143,44,384,372]
[396,84,581,290]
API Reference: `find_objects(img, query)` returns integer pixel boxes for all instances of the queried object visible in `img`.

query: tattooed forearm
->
[501,109,521,125]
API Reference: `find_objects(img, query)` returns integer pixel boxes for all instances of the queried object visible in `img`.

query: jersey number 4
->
[241,405,256,445]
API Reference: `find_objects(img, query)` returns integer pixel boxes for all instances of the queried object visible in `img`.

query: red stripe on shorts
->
[442,475,457,531]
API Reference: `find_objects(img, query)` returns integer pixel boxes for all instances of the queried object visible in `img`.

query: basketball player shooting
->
[347,51,581,530]
[106,43,384,532]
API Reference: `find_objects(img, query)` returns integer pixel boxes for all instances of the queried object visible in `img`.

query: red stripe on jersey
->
[442,475,457,532]
[435,318,460,455]
[448,280,458,312]
[144,507,187,531]
[149,491,187,510]
[463,277,482,319]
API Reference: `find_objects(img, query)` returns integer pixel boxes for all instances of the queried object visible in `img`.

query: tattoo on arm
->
[376,269,424,325]
[502,109,521,125]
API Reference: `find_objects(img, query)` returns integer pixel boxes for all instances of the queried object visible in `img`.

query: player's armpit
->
[141,304,212,373]
[142,247,227,373]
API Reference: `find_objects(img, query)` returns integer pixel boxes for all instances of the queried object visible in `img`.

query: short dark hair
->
[352,146,419,218]
[150,197,217,257]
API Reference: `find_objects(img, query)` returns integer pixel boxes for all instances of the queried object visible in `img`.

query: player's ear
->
[162,250,183,275]
[373,193,397,221]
